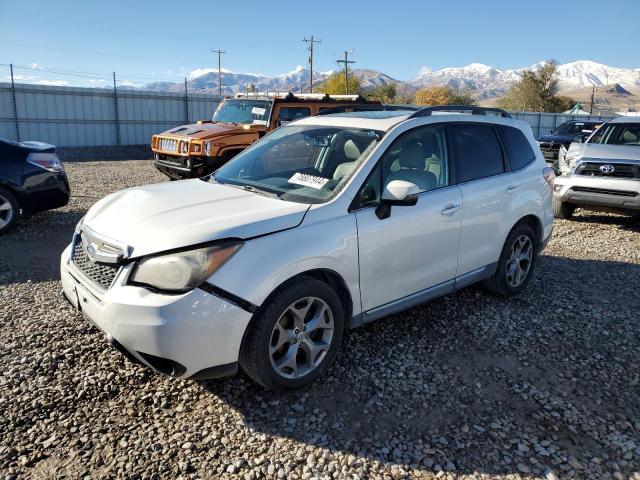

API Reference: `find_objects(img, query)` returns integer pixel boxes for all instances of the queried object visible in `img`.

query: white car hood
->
[561,142,640,173]
[82,179,309,257]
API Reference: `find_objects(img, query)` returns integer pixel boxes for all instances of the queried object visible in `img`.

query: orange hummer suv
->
[151,92,381,179]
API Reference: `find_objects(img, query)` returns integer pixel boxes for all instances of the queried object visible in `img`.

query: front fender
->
[208,208,362,316]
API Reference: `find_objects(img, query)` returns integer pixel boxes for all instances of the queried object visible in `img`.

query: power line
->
[211,49,226,96]
[302,36,321,93]
[336,51,355,95]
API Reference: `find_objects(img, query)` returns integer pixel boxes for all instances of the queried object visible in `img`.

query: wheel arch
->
[256,268,354,323]
[509,213,544,246]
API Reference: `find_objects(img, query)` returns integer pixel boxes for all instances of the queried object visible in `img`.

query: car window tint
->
[277,107,311,123]
[380,125,448,193]
[497,125,536,170]
[451,124,504,183]
[357,163,382,208]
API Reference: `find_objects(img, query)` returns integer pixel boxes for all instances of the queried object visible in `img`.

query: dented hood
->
[82,179,309,257]
[158,122,256,140]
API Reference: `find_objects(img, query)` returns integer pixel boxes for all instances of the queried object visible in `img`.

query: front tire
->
[239,277,344,391]
[0,187,19,235]
[553,196,575,219]
[484,223,538,296]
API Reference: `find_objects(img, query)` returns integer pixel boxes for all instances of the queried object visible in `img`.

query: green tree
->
[448,88,476,106]
[366,83,397,103]
[315,73,361,95]
[549,95,577,113]
[497,60,566,112]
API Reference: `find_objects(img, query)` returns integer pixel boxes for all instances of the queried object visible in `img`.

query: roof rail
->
[408,105,512,119]
[316,104,418,116]
[233,92,367,102]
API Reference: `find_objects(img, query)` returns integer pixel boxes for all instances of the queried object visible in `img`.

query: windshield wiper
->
[240,184,281,199]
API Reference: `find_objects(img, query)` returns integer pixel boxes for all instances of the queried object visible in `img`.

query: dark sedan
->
[538,120,603,161]
[0,139,70,234]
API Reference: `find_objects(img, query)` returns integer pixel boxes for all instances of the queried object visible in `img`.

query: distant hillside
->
[138,60,640,103]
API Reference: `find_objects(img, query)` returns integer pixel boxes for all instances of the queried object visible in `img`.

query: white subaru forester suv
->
[61,106,554,391]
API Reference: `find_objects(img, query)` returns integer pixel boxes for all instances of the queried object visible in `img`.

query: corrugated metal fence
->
[1,82,613,147]
[0,82,222,147]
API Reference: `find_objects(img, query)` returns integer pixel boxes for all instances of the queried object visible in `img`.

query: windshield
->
[554,122,598,136]
[213,124,383,203]
[212,99,272,125]
[587,123,640,146]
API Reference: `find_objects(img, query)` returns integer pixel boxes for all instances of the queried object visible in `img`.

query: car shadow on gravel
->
[0,209,83,286]
[572,211,640,232]
[199,254,640,477]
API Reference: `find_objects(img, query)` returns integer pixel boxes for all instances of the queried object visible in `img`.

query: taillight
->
[26,153,64,172]
[543,167,555,189]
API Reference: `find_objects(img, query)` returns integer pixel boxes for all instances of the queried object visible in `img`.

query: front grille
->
[71,236,120,291]
[576,162,639,179]
[159,138,178,152]
[571,187,638,197]
[540,142,562,151]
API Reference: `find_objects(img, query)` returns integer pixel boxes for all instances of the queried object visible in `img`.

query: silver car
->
[554,117,640,219]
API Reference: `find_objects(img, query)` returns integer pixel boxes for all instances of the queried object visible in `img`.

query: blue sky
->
[1,0,638,86]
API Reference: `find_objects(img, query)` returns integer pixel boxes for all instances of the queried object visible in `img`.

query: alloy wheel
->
[0,194,14,230]
[269,296,334,379]
[506,234,533,288]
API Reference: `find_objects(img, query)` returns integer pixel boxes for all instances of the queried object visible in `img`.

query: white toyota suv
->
[61,106,554,391]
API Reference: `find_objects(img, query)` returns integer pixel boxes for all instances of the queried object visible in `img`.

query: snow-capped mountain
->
[141,60,640,100]
[144,67,399,95]
[409,60,640,99]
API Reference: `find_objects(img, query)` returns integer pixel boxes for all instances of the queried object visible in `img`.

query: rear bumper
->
[60,244,252,379]
[18,171,70,215]
[554,175,640,211]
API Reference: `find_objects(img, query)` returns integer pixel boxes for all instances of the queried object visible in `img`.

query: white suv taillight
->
[543,167,555,189]
[27,153,64,172]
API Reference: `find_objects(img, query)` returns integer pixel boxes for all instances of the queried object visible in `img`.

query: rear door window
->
[450,123,505,183]
[497,125,536,171]
[277,107,311,126]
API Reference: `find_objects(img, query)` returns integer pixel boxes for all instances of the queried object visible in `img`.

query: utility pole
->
[112,71,121,145]
[9,64,20,142]
[302,36,321,93]
[589,85,595,115]
[336,51,355,95]
[212,49,226,96]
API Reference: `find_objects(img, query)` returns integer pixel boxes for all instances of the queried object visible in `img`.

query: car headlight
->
[181,142,189,155]
[130,241,242,292]
[204,142,211,155]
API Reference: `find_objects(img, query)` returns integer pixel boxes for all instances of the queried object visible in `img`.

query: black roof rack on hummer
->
[233,92,376,103]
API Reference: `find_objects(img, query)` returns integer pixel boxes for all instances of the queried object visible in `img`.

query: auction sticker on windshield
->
[252,107,266,116]
[288,172,330,190]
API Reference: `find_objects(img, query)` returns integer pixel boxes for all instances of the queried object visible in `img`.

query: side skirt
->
[351,262,497,328]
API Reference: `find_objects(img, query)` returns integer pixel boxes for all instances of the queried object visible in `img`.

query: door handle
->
[505,185,520,195]
[441,204,460,216]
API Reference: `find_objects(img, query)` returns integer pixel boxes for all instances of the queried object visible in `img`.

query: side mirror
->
[375,180,420,220]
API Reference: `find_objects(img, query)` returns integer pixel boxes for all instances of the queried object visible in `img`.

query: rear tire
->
[553,196,575,220]
[0,187,19,235]
[239,276,344,391]
[484,223,538,296]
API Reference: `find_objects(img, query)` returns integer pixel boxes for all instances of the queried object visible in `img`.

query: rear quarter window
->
[497,125,536,171]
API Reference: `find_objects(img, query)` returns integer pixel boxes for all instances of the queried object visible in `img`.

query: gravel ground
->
[1,160,639,480]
